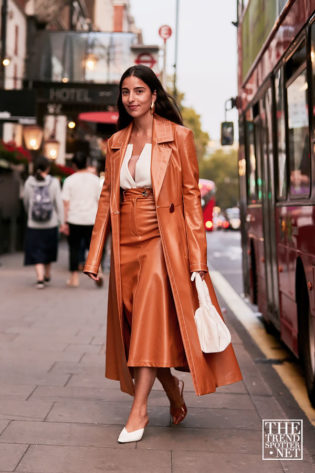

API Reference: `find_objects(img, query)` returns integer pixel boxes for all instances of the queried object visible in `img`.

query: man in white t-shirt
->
[62,152,101,287]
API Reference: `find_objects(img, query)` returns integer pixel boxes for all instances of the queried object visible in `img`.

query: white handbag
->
[191,272,231,353]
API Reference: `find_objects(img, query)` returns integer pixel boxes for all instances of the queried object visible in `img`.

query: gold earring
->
[150,101,155,114]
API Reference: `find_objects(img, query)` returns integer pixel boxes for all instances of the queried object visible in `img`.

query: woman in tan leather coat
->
[84,65,242,443]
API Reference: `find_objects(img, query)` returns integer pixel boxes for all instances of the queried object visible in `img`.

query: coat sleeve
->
[179,128,208,272]
[84,143,111,275]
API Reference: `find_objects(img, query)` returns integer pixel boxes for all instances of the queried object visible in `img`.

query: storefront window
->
[27,31,139,84]
[275,69,287,198]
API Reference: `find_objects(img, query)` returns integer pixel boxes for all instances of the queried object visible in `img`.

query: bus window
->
[246,120,257,202]
[285,41,310,198]
[275,69,287,198]
[254,118,263,201]
[287,68,310,197]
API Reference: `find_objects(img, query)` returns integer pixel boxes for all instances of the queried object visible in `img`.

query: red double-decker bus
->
[199,179,216,231]
[237,0,315,405]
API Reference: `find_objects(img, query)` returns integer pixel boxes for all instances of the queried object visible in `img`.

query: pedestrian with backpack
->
[23,156,65,288]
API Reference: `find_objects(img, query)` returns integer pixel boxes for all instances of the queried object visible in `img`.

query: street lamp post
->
[0,0,8,89]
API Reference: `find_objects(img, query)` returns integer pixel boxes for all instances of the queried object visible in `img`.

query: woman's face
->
[121,75,156,119]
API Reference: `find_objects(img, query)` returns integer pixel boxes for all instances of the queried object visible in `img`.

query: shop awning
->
[78,111,118,124]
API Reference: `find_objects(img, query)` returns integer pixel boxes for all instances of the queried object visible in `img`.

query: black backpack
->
[31,178,53,223]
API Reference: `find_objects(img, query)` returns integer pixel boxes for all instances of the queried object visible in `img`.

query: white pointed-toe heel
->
[117,426,145,444]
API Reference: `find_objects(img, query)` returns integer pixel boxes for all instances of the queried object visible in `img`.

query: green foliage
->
[181,107,210,162]
[199,149,239,209]
[168,82,210,161]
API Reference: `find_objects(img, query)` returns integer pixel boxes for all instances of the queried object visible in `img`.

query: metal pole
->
[70,0,74,30]
[0,0,8,89]
[173,0,179,99]
[162,40,167,89]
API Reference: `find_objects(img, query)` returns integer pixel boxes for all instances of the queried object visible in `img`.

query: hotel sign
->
[32,82,119,106]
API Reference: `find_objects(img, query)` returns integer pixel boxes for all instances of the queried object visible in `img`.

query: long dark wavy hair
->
[117,65,183,130]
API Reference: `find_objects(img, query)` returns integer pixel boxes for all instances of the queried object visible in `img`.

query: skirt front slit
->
[119,187,187,368]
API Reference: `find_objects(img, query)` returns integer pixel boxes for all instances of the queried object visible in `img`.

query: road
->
[206,230,243,293]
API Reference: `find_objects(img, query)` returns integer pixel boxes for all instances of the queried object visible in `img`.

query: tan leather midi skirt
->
[120,187,187,368]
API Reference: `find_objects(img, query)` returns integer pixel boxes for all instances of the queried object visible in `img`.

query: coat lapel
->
[151,115,174,202]
[110,122,133,212]
[110,115,174,205]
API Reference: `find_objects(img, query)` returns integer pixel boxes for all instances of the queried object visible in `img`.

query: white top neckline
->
[120,143,152,190]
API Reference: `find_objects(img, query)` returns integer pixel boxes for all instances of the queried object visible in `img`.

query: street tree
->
[168,83,210,162]
[199,149,239,209]
[181,107,210,162]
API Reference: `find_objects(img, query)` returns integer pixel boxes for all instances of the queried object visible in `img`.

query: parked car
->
[213,213,229,230]
[225,207,241,230]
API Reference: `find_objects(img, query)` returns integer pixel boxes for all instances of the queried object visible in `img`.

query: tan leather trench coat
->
[84,114,242,396]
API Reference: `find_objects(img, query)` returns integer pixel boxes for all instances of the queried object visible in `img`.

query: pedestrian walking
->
[23,156,64,289]
[62,151,101,287]
[84,65,242,443]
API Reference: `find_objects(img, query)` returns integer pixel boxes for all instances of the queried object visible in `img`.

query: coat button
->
[169,203,175,213]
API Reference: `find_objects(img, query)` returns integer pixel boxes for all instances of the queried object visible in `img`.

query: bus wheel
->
[297,276,315,407]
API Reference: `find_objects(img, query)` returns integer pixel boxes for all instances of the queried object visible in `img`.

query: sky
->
[129,0,239,141]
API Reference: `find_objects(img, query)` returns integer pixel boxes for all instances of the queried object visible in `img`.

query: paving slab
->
[0,370,70,387]
[138,426,262,453]
[280,458,315,473]
[172,450,291,473]
[1,248,314,473]
[29,385,133,403]
[16,445,171,473]
[0,443,29,472]
[0,421,10,436]
[0,385,37,401]
[0,400,53,422]
[251,394,287,419]
[0,421,134,449]
[46,398,261,430]
[234,344,274,396]
[63,343,105,355]
[46,399,165,426]
[29,383,254,410]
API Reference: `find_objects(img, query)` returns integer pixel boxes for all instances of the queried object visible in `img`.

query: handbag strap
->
[192,272,208,309]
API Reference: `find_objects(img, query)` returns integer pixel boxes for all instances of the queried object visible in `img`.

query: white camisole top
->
[120,143,152,190]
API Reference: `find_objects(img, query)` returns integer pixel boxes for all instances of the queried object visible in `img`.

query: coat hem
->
[127,360,187,368]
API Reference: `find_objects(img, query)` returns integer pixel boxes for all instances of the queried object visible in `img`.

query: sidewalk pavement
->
[0,244,314,473]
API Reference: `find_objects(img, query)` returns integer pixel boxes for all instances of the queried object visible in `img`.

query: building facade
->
[0,0,159,253]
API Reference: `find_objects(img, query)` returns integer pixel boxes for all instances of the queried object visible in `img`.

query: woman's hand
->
[60,223,69,235]
[191,271,207,281]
